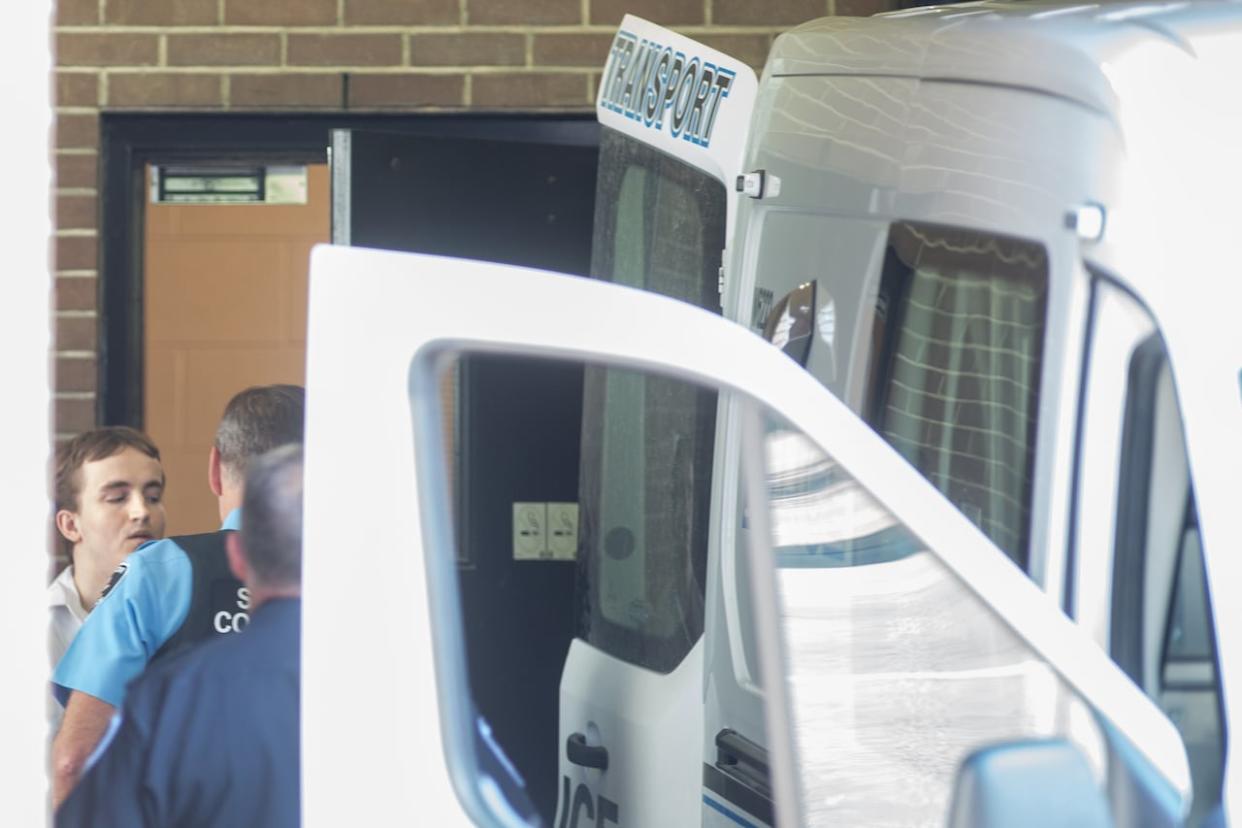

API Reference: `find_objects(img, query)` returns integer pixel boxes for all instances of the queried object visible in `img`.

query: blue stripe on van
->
[703,794,761,828]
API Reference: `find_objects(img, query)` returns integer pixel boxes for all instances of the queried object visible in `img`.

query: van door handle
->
[566,732,609,770]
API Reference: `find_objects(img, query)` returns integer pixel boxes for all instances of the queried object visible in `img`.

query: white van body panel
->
[557,639,703,827]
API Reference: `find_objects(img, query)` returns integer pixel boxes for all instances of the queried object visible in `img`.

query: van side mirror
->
[947,739,1110,828]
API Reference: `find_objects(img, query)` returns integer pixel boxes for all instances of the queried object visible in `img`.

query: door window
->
[1106,322,1224,825]
[577,128,726,673]
[754,407,1188,826]
[866,223,1049,567]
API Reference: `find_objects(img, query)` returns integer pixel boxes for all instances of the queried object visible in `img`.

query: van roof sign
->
[597,15,758,186]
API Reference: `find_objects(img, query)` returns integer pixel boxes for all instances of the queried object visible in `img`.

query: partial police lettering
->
[214,585,250,634]
[600,29,735,148]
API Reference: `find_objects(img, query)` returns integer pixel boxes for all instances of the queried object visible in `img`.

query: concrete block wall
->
[52,0,897,437]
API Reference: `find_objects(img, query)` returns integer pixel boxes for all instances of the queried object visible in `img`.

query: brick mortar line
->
[53,350,97,358]
[55,229,97,237]
[54,148,98,156]
[95,67,601,74]
[55,310,98,318]
[54,273,98,279]
[55,392,97,400]
[56,106,100,114]
[54,25,789,35]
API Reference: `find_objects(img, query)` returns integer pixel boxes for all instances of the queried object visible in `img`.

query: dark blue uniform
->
[57,598,301,828]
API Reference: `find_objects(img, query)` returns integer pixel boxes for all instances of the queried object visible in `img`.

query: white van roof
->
[769,1,1242,120]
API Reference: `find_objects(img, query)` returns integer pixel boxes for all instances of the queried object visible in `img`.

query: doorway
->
[102,113,600,823]
[144,163,329,533]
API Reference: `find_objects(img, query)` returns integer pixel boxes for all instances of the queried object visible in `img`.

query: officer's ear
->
[208,445,224,498]
[226,532,249,583]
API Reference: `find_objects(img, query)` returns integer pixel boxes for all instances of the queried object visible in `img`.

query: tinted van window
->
[577,129,725,673]
[867,223,1048,567]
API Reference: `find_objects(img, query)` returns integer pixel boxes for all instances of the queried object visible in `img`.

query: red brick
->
[55,397,97,434]
[168,34,282,67]
[57,113,99,150]
[231,74,344,107]
[345,0,459,24]
[57,73,100,108]
[55,277,97,311]
[56,236,97,271]
[56,154,98,190]
[109,74,223,107]
[57,194,97,230]
[58,33,159,68]
[347,73,464,107]
[225,0,338,25]
[469,0,579,25]
[55,316,97,352]
[472,73,589,108]
[695,34,772,71]
[288,34,403,67]
[57,0,100,25]
[590,0,703,25]
[532,34,613,68]
[106,0,218,25]
[714,0,827,25]
[835,0,897,15]
[56,357,98,393]
[411,33,525,67]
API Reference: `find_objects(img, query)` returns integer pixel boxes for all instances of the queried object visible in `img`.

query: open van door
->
[301,247,1197,827]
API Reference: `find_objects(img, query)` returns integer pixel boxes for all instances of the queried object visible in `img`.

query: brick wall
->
[52,0,896,438]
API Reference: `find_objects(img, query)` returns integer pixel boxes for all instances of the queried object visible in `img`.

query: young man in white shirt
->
[49,427,167,671]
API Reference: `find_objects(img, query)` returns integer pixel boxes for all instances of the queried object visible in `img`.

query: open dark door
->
[330,122,598,822]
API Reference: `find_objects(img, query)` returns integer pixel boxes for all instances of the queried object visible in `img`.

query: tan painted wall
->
[143,164,328,534]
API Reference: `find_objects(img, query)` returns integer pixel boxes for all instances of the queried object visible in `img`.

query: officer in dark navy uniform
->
[51,385,305,807]
[57,443,306,828]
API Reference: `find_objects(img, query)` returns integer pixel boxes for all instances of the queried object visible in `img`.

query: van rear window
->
[576,128,725,673]
[867,222,1048,567]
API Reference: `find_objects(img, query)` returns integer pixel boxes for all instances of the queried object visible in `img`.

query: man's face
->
[58,447,167,570]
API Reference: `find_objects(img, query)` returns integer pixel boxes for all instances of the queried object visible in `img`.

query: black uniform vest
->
[150,530,246,665]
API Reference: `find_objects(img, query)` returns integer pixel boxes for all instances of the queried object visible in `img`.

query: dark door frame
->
[99,111,598,427]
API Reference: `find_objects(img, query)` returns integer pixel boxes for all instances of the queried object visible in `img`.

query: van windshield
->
[575,128,727,673]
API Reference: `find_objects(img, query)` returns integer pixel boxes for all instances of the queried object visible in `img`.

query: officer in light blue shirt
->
[53,508,243,709]
[51,384,305,809]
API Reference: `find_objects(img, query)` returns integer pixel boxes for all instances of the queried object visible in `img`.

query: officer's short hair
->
[240,444,303,589]
[55,426,162,512]
[215,385,305,483]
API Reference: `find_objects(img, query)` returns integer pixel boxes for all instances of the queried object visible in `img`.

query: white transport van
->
[299,3,1242,827]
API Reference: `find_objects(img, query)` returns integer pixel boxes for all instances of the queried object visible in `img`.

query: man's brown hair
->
[54,426,163,512]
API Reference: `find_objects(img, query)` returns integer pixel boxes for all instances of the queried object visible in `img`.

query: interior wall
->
[143,164,329,535]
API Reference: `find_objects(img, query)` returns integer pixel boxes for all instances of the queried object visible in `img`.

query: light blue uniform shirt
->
[53,509,242,708]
